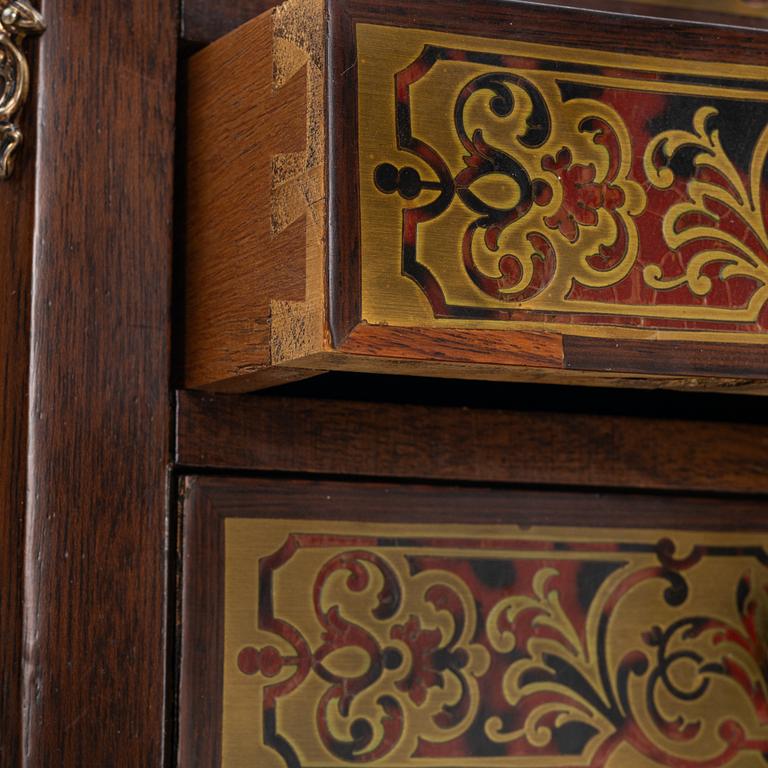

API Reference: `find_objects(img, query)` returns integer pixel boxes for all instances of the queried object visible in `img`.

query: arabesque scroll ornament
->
[0,0,44,179]
[644,106,768,307]
[374,49,646,315]
[363,31,768,333]
[236,528,768,767]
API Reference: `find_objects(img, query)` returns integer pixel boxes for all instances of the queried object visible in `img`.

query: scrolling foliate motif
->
[223,519,768,767]
[643,106,768,303]
[357,25,768,341]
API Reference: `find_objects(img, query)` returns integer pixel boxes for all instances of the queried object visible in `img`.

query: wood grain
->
[341,326,564,368]
[0,61,36,767]
[179,475,768,763]
[185,1,327,391]
[564,337,768,379]
[537,0,768,26]
[176,390,768,495]
[332,0,768,54]
[179,477,228,767]
[181,0,768,46]
[182,0,278,45]
[270,351,768,393]
[333,328,768,391]
[22,1,176,764]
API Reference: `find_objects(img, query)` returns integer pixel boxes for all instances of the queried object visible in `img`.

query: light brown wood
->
[185,0,326,390]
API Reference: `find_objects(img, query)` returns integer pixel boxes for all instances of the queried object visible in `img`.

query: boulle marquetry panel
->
[185,0,768,392]
[179,479,768,768]
[360,25,768,339]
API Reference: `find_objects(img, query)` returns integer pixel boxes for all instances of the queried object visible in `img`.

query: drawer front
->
[185,0,768,392]
[178,477,768,767]
[358,24,768,337]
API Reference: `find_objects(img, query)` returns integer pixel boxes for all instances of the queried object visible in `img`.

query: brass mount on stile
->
[0,0,44,179]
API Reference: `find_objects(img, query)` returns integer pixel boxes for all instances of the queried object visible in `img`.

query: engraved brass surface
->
[0,0,43,179]
[224,518,768,767]
[357,25,768,343]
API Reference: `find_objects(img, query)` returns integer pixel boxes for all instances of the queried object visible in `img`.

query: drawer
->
[178,476,768,766]
[184,0,768,393]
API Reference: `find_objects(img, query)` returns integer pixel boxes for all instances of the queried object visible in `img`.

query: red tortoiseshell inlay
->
[225,519,768,767]
[360,26,768,340]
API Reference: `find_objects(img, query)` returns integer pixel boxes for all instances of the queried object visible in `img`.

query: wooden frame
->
[0,47,36,766]
[180,0,768,46]
[19,0,177,763]
[176,390,768,495]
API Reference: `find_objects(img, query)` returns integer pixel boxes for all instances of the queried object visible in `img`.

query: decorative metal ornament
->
[0,0,44,179]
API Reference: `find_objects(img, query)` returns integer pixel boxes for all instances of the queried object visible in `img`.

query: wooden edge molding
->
[536,0,768,26]
[180,0,768,46]
[175,390,768,494]
[635,0,768,21]
[564,337,768,379]
[0,54,36,766]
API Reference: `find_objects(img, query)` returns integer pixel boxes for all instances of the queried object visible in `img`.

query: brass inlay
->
[223,518,768,767]
[357,24,768,343]
[0,0,43,179]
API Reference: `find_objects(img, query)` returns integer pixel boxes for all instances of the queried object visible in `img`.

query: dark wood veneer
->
[182,0,277,45]
[21,1,177,763]
[177,390,768,495]
[564,337,768,379]
[181,0,768,45]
